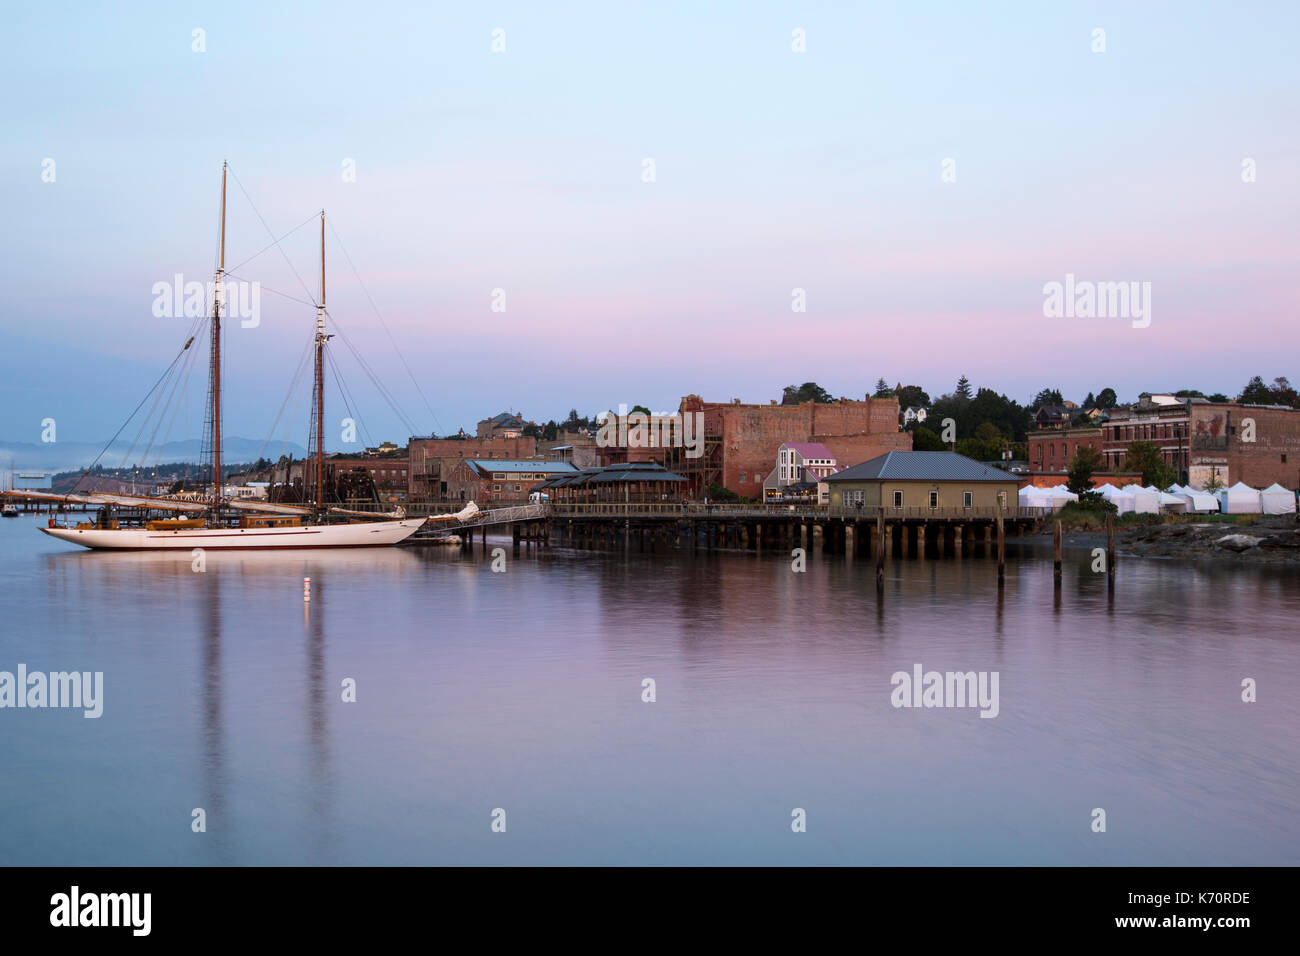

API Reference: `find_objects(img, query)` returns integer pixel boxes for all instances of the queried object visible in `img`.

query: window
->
[963,491,973,508]
[493,484,501,491]
[843,490,864,507]
[892,491,903,508]
[739,472,747,482]
[928,491,938,508]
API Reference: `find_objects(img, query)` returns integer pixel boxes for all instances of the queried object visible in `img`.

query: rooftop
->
[825,451,1016,483]
[468,460,576,473]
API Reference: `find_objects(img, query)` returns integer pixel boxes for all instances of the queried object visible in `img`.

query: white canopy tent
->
[1169,484,1218,513]
[1259,483,1297,515]
[1019,485,1077,511]
[1096,483,1134,515]
[1127,485,1160,514]
[1216,481,1262,514]
[1146,486,1186,512]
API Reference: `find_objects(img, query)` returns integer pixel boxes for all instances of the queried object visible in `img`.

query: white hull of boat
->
[40,518,426,551]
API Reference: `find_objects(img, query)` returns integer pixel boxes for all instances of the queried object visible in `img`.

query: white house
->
[900,406,928,428]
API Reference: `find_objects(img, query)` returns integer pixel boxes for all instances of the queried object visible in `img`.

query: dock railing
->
[547,502,1053,520]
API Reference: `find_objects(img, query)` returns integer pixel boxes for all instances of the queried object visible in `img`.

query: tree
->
[1082,391,1096,410]
[896,384,930,410]
[1122,441,1176,489]
[521,423,542,438]
[782,382,834,404]
[630,404,652,416]
[1272,377,1298,407]
[1032,388,1064,408]
[1066,445,1102,496]
[1095,388,1118,409]
[954,437,1003,462]
[1207,393,1229,403]
[872,378,894,398]
[911,426,946,451]
[542,420,558,441]
[1238,375,1273,404]
[955,375,973,400]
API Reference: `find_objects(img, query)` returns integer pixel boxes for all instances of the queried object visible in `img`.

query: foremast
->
[311,212,333,515]
[206,161,228,518]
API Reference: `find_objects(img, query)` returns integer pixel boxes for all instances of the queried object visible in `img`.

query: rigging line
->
[326,216,443,434]
[121,311,210,470]
[71,335,199,494]
[327,349,374,451]
[123,313,206,468]
[331,324,419,438]
[225,165,319,309]
[326,310,419,436]
[224,211,321,277]
[256,337,314,467]
[153,333,203,471]
[222,272,318,308]
[150,316,206,464]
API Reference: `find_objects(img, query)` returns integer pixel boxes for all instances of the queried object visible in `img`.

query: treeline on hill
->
[501,374,1297,449]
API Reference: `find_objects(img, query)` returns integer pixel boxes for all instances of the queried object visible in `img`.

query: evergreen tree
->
[955,375,973,400]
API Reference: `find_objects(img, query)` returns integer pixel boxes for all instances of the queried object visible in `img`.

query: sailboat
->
[33,164,429,550]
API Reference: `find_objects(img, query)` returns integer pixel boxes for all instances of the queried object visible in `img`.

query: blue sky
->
[2,1,1297,458]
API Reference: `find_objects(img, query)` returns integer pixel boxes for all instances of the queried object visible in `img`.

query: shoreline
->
[1036,515,1300,565]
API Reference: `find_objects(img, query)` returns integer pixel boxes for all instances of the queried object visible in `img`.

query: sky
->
[1,0,1297,459]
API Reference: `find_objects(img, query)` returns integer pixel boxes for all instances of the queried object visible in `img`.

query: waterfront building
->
[444,459,577,502]
[407,435,539,499]
[666,393,911,498]
[532,461,686,504]
[823,450,1020,511]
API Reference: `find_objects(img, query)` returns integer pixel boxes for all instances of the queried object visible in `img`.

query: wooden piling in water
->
[996,515,1005,585]
[1106,515,1115,588]
[1053,520,1062,585]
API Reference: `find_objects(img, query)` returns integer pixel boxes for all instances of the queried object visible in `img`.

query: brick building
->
[407,435,539,499]
[1027,427,1103,475]
[444,460,577,502]
[665,394,911,498]
[1099,394,1300,489]
[1187,403,1300,489]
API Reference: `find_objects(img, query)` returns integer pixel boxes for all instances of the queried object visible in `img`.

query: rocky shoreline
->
[1047,515,1300,565]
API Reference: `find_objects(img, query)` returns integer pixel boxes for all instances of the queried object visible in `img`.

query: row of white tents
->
[1020,481,1297,515]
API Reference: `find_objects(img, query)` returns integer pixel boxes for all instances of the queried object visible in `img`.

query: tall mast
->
[313,211,329,511]
[211,161,227,515]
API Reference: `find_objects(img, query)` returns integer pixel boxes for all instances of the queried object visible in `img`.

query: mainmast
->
[313,211,331,512]
[210,161,227,516]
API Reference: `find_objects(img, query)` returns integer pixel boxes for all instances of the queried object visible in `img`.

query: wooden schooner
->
[27,163,440,550]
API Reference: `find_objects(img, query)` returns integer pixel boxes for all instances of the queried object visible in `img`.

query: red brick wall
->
[1028,428,1102,474]
[683,395,910,496]
[408,436,538,498]
[1191,404,1300,489]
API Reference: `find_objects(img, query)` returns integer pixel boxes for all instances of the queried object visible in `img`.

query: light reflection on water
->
[1,516,1297,865]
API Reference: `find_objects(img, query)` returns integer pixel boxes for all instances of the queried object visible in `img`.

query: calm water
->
[1,515,1297,866]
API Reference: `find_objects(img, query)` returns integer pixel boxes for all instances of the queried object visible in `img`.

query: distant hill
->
[0,437,310,474]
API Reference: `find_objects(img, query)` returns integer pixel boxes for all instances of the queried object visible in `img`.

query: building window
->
[739,472,747,482]
[493,484,501,491]
[893,491,903,508]
[963,491,973,508]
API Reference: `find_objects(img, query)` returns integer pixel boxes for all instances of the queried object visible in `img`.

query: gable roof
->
[466,460,576,474]
[824,451,1015,483]
[781,442,834,459]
